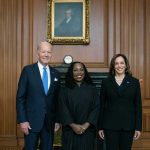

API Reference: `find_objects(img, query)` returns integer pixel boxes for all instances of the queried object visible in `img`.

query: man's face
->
[37,43,52,66]
[65,9,72,19]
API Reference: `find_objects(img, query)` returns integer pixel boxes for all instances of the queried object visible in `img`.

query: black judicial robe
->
[58,83,100,150]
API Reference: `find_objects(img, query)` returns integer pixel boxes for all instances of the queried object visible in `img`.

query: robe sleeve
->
[58,87,74,126]
[87,87,100,127]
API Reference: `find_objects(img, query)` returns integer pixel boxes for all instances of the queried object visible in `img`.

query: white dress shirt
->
[38,62,51,89]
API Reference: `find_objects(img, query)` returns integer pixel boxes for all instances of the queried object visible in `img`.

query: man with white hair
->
[16,41,60,150]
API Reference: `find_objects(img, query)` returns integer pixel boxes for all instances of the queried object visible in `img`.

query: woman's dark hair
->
[65,61,93,88]
[109,54,132,76]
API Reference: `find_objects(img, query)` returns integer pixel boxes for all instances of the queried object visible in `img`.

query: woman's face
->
[73,63,85,84]
[114,56,126,75]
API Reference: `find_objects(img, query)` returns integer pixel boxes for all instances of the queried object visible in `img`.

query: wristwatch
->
[63,55,73,64]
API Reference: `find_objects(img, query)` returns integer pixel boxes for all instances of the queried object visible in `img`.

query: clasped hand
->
[70,122,90,135]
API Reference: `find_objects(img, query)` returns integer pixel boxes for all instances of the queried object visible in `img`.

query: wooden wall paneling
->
[134,0,144,79]
[29,0,34,64]
[0,0,5,135]
[145,0,150,99]
[0,0,17,135]
[119,0,145,79]
[128,0,137,74]
[22,0,33,66]
[120,0,129,55]
[0,0,18,148]
[16,0,22,79]
[140,109,150,149]
[128,0,144,78]
[143,111,150,131]
[32,0,48,58]
[108,0,115,62]
[16,0,24,148]
[143,2,150,149]
[91,0,108,69]
[115,0,121,54]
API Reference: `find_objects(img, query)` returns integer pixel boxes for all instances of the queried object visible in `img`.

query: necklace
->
[115,75,125,85]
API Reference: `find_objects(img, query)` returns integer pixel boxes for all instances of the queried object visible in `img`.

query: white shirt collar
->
[66,17,71,23]
[37,61,51,87]
[38,61,49,69]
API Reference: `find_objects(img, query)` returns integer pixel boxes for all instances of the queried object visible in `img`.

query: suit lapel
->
[32,64,58,96]
[32,63,45,95]
[47,66,55,95]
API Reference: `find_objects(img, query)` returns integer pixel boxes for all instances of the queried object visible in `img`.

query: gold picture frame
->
[47,0,90,45]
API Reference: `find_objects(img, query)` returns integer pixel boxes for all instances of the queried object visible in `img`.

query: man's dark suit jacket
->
[16,63,60,132]
[99,75,142,131]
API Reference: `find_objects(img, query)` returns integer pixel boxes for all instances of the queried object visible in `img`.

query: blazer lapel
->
[120,75,131,94]
[110,75,131,97]
[109,76,120,95]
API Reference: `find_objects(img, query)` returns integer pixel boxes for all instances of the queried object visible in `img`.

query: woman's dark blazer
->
[99,75,142,131]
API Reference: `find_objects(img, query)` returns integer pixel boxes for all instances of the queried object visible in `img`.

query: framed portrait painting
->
[47,0,90,44]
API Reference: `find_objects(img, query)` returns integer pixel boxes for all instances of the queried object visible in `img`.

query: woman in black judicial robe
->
[58,62,100,150]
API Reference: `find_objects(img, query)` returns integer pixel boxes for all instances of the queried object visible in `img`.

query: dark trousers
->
[24,123,53,150]
[104,129,134,150]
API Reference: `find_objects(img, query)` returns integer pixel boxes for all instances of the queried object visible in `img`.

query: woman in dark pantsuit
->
[98,54,142,150]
